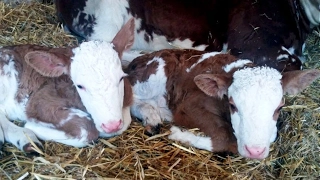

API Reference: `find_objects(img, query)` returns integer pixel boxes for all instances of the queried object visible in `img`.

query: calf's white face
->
[194,63,320,159]
[228,67,283,159]
[24,18,135,137]
[69,18,135,136]
[70,41,127,135]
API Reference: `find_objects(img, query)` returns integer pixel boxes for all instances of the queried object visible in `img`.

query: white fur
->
[1,114,41,150]
[78,0,208,52]
[85,0,130,42]
[276,54,289,61]
[58,108,91,127]
[132,57,167,99]
[0,53,28,121]
[71,41,130,134]
[170,39,208,51]
[130,57,172,125]
[169,126,213,151]
[228,67,282,159]
[281,46,292,54]
[186,52,221,72]
[25,121,91,147]
[221,43,228,53]
[223,59,252,73]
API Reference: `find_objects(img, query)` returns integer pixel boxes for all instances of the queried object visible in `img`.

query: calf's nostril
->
[245,145,266,157]
[101,120,122,133]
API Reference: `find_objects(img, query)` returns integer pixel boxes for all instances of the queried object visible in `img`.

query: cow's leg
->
[25,108,99,147]
[0,113,42,153]
[169,126,213,151]
[171,103,238,153]
[130,99,163,135]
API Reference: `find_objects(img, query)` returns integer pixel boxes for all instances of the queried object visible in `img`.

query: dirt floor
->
[0,1,319,179]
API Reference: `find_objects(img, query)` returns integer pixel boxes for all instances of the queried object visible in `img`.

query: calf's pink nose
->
[245,145,266,158]
[101,120,122,133]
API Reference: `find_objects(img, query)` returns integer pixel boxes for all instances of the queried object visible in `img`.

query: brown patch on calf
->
[273,99,285,121]
[128,49,241,153]
[25,50,71,77]
[282,69,320,95]
[194,74,232,98]
[123,77,133,107]
[112,18,135,59]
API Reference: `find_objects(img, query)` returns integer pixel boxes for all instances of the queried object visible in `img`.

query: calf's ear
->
[282,69,320,95]
[112,18,135,59]
[194,74,232,98]
[25,51,70,77]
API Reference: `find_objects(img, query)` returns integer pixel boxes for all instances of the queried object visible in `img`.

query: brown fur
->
[123,77,133,107]
[126,50,239,153]
[1,45,99,140]
[56,0,311,72]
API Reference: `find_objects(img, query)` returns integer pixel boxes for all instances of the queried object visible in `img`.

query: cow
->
[0,18,134,153]
[124,49,320,159]
[55,0,320,72]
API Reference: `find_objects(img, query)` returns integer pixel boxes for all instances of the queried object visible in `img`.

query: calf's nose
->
[101,120,122,133]
[245,145,266,159]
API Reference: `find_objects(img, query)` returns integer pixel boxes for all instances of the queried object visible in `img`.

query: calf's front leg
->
[131,99,164,135]
[170,101,237,154]
[0,113,42,153]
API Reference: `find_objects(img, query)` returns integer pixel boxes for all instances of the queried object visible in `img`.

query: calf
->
[0,18,134,152]
[55,0,320,72]
[125,49,320,159]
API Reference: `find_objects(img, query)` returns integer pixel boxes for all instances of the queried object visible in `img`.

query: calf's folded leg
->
[131,99,163,135]
[172,101,238,154]
[25,107,99,147]
[0,113,42,153]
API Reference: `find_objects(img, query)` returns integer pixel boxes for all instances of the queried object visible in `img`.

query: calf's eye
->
[229,103,238,112]
[120,77,124,82]
[77,85,84,90]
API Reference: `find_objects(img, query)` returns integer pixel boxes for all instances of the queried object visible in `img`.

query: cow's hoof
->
[144,124,161,136]
[23,142,43,157]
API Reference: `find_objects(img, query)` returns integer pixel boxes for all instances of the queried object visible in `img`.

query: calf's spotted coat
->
[125,49,320,159]
[0,18,135,152]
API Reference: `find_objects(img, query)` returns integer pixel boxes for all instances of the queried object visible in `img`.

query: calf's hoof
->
[144,124,161,136]
[23,142,44,156]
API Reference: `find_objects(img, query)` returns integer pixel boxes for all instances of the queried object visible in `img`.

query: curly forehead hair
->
[231,67,282,89]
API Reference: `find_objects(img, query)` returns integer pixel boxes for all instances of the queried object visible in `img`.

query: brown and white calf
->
[0,19,134,152]
[125,49,320,159]
[55,0,320,72]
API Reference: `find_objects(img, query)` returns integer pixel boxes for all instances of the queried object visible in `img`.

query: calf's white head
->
[195,63,320,159]
[24,18,135,137]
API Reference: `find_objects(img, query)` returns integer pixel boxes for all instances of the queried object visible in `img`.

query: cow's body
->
[0,19,135,152]
[125,49,320,159]
[55,0,320,71]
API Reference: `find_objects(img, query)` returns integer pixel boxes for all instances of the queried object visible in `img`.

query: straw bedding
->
[0,1,319,179]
